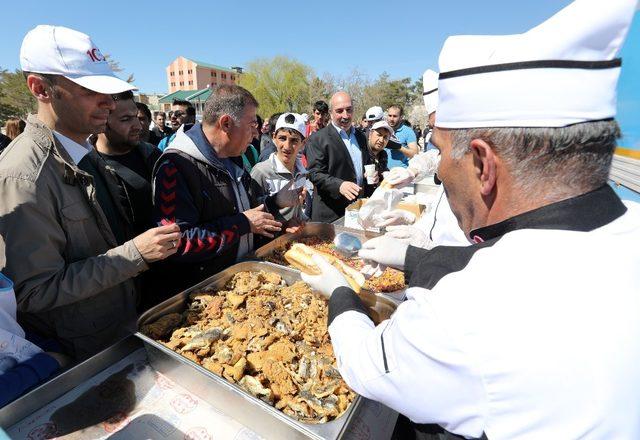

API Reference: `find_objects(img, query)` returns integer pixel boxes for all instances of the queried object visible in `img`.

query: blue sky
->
[1,0,637,147]
[1,0,576,93]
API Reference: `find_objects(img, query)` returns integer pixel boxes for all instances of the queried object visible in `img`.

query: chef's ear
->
[469,138,497,196]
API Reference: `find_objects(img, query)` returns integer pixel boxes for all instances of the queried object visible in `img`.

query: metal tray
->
[136,261,398,440]
[251,223,406,303]
[251,223,373,262]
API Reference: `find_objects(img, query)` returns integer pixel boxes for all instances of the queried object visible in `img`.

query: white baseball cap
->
[370,120,397,140]
[275,113,306,138]
[365,106,384,121]
[20,25,137,94]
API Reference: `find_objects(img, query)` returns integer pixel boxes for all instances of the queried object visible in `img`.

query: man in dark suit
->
[306,91,376,223]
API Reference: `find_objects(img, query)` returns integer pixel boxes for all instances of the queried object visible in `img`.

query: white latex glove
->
[358,236,408,270]
[300,254,350,299]
[374,209,416,228]
[385,167,417,188]
[360,262,384,279]
[275,180,303,208]
[385,225,430,249]
[407,150,441,181]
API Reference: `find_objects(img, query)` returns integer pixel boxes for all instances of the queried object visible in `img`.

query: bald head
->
[330,91,353,131]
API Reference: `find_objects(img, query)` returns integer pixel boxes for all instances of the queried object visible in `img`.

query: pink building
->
[166,56,241,93]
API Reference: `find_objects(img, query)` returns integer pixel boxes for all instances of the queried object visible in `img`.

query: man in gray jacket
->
[0,25,181,360]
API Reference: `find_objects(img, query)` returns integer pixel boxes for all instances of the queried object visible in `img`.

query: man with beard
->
[93,91,161,235]
[306,91,376,223]
[385,104,419,168]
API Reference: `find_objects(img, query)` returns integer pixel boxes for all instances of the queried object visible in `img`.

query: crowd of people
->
[0,24,427,407]
[1,0,640,438]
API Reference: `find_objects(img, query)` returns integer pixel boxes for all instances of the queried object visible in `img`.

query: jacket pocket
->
[61,200,93,221]
[60,201,106,260]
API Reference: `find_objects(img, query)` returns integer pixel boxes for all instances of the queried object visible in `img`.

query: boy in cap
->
[251,113,311,227]
[0,25,181,360]
[303,1,640,438]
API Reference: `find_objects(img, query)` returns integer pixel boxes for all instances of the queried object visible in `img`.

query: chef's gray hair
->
[449,120,620,198]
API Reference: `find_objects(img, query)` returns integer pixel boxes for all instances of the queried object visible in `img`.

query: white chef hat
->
[422,69,439,115]
[436,0,638,129]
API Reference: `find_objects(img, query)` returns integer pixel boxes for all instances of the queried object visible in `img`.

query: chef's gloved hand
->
[300,254,350,299]
[358,236,408,270]
[374,209,417,228]
[385,225,430,249]
[407,150,440,181]
[275,180,303,208]
[385,167,417,188]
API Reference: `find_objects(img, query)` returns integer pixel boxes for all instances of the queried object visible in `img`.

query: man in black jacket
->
[151,85,301,299]
[93,91,161,236]
[306,91,375,223]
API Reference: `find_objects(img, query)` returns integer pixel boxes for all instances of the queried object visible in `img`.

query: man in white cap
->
[251,112,312,225]
[302,1,640,438]
[366,119,394,182]
[0,25,181,360]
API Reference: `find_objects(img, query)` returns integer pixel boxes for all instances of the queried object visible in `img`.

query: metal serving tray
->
[252,223,375,262]
[136,261,398,440]
[251,223,406,303]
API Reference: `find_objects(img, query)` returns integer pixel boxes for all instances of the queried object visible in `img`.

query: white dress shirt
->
[332,123,363,186]
[53,131,91,165]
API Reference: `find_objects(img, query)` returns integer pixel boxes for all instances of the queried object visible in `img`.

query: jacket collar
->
[270,152,305,176]
[471,184,627,242]
[25,114,76,167]
[165,122,225,170]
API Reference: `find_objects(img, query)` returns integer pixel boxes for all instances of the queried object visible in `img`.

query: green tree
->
[363,72,414,113]
[104,54,135,83]
[238,56,314,119]
[0,68,36,125]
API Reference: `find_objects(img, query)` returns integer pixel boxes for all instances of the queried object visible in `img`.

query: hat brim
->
[65,74,137,94]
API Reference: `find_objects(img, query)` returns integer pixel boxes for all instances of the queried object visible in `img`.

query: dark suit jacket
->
[306,124,375,223]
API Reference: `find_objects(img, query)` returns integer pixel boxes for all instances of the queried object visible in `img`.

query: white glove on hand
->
[407,150,440,181]
[385,225,431,249]
[358,236,408,270]
[385,167,417,188]
[374,209,417,228]
[275,180,303,208]
[300,254,350,299]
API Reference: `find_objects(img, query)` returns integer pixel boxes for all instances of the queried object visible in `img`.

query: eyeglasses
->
[172,111,185,118]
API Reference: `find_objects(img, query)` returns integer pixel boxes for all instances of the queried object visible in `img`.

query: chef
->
[302,1,640,439]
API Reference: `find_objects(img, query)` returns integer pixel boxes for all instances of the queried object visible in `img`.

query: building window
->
[179,81,184,86]
[221,73,227,79]
[178,70,183,75]
[231,75,235,81]
[211,71,217,77]
[171,82,175,86]
[188,80,193,85]
[187,69,192,74]
[170,71,175,76]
